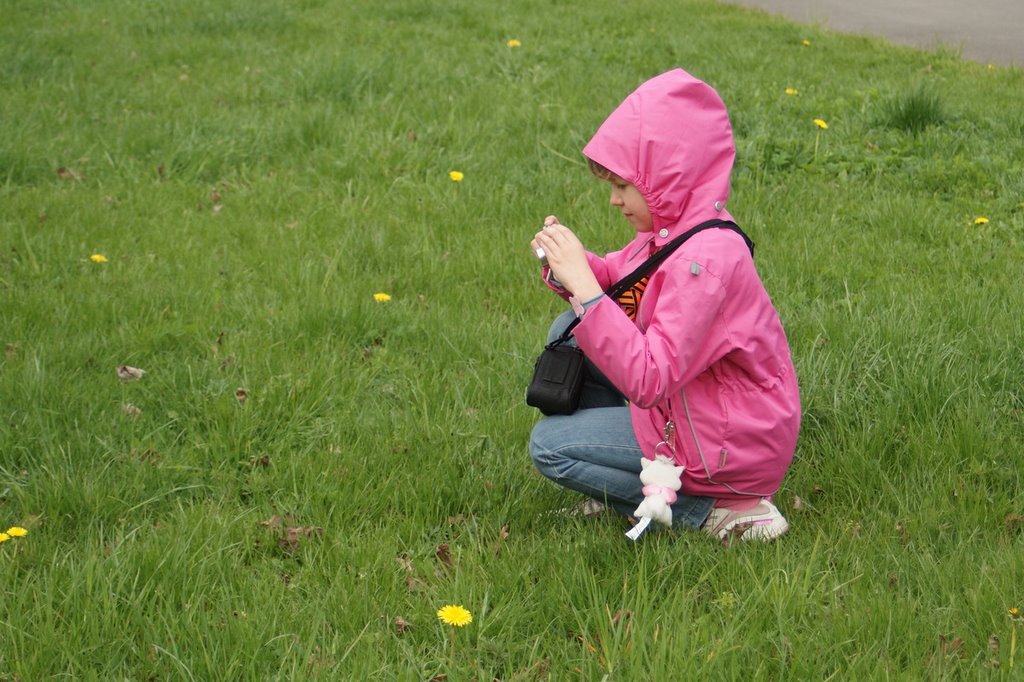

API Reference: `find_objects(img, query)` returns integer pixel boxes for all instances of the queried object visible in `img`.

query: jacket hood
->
[582,68,736,244]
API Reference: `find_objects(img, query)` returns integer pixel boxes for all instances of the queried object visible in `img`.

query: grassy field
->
[2,0,1024,678]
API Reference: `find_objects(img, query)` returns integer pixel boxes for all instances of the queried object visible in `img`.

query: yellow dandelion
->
[814,119,829,129]
[373,292,392,302]
[802,39,812,47]
[6,527,27,538]
[785,87,799,96]
[0,533,9,544]
[507,39,521,48]
[436,604,473,627]
[974,216,990,224]
[448,170,464,182]
[1010,607,1021,619]
[90,254,109,263]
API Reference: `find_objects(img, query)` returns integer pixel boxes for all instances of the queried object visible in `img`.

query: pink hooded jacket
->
[566,69,800,499]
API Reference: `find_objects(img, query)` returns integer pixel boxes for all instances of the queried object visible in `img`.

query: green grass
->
[2,0,1024,678]
[877,82,948,134]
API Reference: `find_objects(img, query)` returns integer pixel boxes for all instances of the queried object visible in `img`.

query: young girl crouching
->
[528,68,801,542]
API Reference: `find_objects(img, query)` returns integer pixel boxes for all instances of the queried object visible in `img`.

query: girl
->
[529,68,801,542]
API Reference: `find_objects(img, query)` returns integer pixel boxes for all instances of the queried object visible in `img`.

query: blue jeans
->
[528,311,714,529]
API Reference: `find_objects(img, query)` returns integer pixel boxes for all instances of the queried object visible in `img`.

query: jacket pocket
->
[666,371,729,479]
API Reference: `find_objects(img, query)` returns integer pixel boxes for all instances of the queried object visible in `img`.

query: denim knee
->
[529,417,568,480]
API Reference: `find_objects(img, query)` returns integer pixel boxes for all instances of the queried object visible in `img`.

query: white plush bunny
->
[632,455,684,527]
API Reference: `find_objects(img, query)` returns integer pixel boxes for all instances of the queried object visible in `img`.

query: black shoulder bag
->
[526,219,753,416]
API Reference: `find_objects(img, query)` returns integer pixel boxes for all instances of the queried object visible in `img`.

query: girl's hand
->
[531,220,603,301]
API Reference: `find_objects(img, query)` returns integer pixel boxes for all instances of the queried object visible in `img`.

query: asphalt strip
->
[721,0,1024,67]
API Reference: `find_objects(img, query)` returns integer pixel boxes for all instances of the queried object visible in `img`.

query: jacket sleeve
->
[571,257,728,408]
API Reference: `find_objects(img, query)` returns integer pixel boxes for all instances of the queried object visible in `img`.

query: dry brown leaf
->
[792,495,804,510]
[133,447,161,463]
[396,554,414,573]
[394,617,413,634]
[447,514,465,526]
[278,536,300,554]
[57,167,83,181]
[722,522,758,547]
[4,343,17,358]
[210,189,222,204]
[939,634,965,658]
[259,515,283,529]
[276,527,324,555]
[121,403,142,417]
[435,543,453,568]
[404,575,426,593]
[286,526,323,541]
[250,454,269,468]
[235,388,248,403]
[494,522,511,557]
[610,610,632,626]
[574,633,598,655]
[117,365,146,381]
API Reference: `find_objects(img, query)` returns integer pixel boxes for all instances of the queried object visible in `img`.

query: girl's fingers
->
[543,225,577,249]
[539,232,564,254]
[533,233,553,256]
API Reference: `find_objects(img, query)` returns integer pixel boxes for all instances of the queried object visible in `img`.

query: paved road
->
[722,0,1024,66]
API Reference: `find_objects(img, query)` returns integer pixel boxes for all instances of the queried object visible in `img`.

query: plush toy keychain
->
[625,454,684,541]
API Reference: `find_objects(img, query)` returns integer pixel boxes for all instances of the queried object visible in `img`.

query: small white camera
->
[534,247,547,265]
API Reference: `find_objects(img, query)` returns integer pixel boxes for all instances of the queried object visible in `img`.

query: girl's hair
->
[587,158,617,181]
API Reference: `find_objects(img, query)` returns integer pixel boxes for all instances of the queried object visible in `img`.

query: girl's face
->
[608,176,653,233]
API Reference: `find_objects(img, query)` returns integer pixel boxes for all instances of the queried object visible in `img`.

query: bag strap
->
[549,219,753,346]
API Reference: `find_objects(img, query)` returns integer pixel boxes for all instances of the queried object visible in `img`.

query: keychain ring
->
[653,440,674,459]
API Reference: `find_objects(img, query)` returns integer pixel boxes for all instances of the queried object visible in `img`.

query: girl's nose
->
[609,191,623,206]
